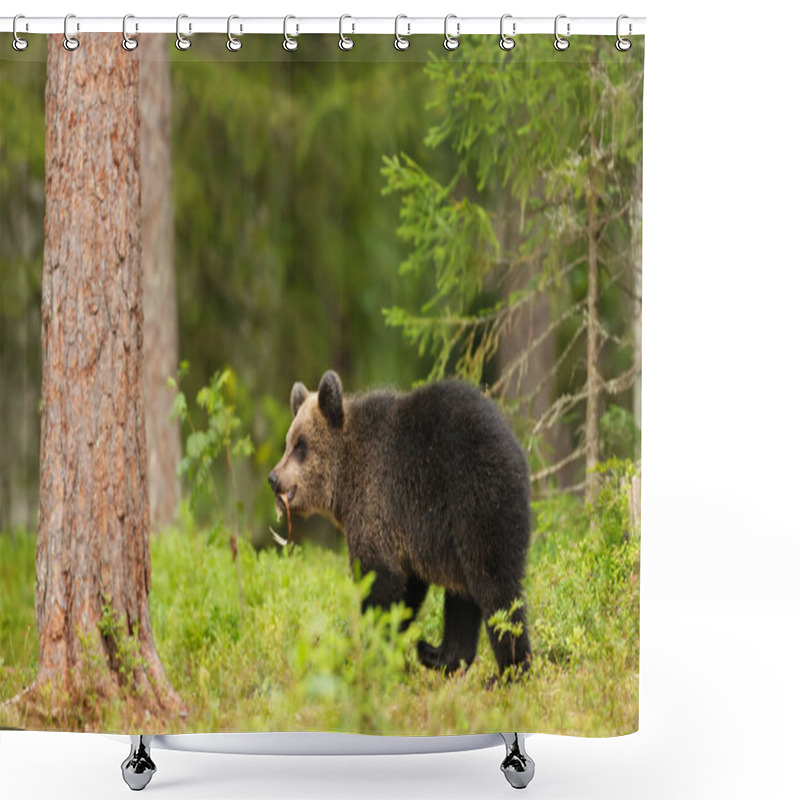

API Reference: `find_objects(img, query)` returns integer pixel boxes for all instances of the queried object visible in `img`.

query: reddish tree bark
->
[139,34,181,532]
[35,33,180,721]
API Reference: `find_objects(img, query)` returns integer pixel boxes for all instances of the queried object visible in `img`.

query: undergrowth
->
[0,461,639,736]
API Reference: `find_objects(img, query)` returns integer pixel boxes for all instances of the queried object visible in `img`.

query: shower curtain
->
[0,26,643,739]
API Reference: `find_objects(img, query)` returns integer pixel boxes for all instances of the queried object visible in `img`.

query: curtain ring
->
[122,14,138,51]
[554,14,570,51]
[394,15,410,51]
[339,14,354,51]
[175,14,192,51]
[499,14,515,51]
[227,15,243,51]
[283,15,299,51]
[615,15,632,51]
[63,13,80,51]
[443,14,459,51]
[12,14,29,51]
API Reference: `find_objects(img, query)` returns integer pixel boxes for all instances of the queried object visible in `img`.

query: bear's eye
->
[294,437,307,461]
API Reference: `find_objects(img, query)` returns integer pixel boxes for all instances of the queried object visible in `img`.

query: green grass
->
[0,463,639,736]
[0,529,38,706]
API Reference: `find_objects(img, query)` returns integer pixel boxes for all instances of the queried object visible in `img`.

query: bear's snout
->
[268,471,280,494]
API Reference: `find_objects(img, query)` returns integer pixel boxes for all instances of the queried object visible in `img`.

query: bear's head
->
[268,370,344,521]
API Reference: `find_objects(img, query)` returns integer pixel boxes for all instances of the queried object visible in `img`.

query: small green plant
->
[589,457,640,544]
[169,362,255,610]
[488,599,525,643]
[488,598,525,671]
[169,362,255,512]
[97,599,147,693]
[528,459,640,671]
[600,405,640,461]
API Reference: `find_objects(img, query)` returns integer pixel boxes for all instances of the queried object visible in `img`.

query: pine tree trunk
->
[498,221,572,487]
[497,189,557,434]
[140,35,181,532]
[585,132,601,501]
[500,270,555,420]
[35,34,181,721]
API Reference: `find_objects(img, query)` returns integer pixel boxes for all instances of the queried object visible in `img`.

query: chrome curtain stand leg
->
[121,735,156,791]
[500,733,535,789]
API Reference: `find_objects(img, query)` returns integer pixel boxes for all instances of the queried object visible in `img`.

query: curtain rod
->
[1,16,646,38]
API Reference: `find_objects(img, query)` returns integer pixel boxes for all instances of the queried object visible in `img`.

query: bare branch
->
[530,445,587,484]
[598,320,633,349]
[597,197,633,236]
[603,361,641,395]
[537,480,586,499]
[532,386,589,436]
[599,260,641,302]
[528,358,641,440]
[493,302,585,398]
[502,317,587,406]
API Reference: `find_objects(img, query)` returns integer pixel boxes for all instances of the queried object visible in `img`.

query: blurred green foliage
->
[600,405,641,462]
[0,45,47,533]
[1,36,642,532]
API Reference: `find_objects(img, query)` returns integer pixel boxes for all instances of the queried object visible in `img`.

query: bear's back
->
[390,381,530,571]
[393,380,528,483]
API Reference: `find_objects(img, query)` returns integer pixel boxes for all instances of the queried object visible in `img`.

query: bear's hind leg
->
[417,592,481,675]
[400,575,429,632]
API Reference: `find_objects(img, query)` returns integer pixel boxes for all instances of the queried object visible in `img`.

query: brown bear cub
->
[269,370,532,677]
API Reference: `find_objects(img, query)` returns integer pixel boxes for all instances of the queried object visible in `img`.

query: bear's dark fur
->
[269,371,532,676]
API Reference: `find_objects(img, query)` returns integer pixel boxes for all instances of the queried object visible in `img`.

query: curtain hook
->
[615,14,632,51]
[554,14,570,51]
[394,14,410,51]
[443,14,459,51]
[339,14,354,51]
[63,13,80,51]
[175,14,192,51]
[227,15,243,51]
[283,15,299,51]
[499,14,515,51]
[12,14,29,51]
[122,14,138,51]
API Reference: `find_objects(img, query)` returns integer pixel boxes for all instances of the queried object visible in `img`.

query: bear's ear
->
[290,382,309,417]
[317,370,344,430]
